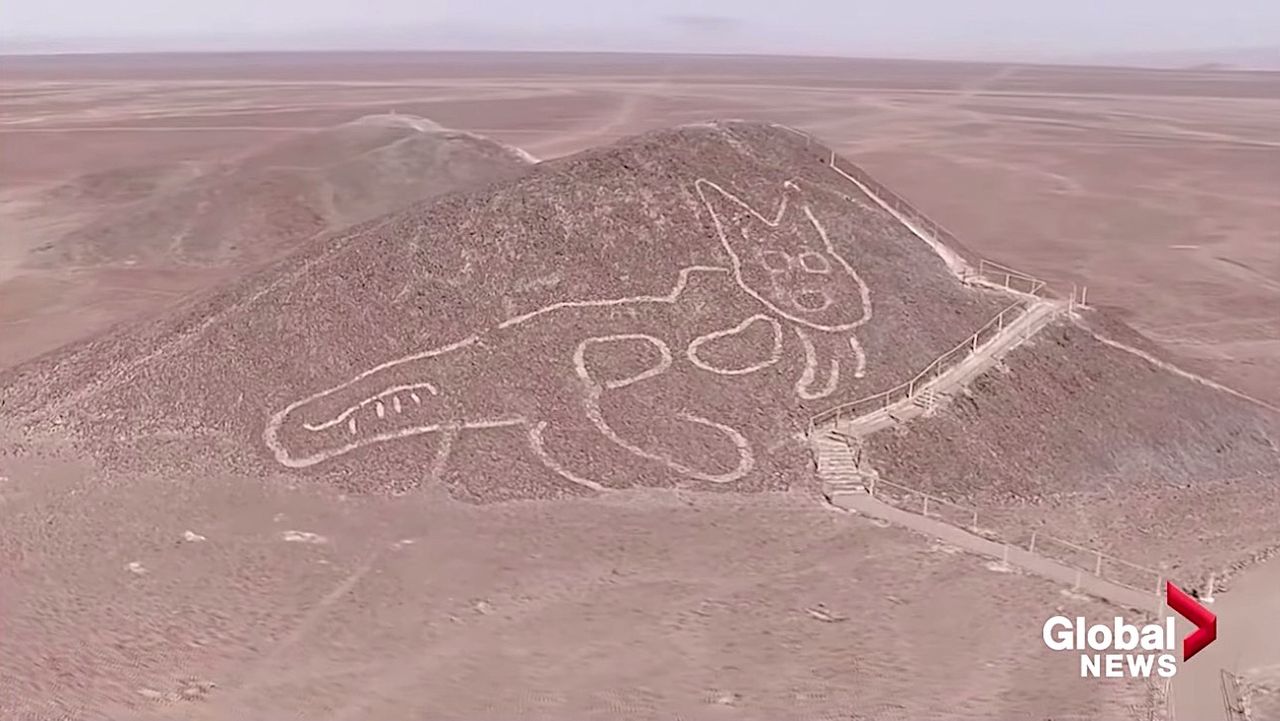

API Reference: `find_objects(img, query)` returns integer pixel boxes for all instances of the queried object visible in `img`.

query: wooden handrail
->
[815,151,1158,602]
[829,435,1166,598]
[808,300,1026,432]
[828,151,1052,298]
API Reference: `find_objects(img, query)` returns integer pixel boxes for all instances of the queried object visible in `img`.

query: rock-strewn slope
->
[2,121,1012,500]
[862,312,1280,581]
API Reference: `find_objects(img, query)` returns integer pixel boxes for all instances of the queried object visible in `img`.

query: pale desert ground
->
[1,52,1277,720]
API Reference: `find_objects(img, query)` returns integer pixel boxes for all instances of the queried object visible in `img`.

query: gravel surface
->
[1,120,1008,502]
[0,439,1153,721]
[862,311,1280,584]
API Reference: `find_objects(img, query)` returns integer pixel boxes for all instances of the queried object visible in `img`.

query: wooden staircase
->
[815,434,876,502]
[911,386,939,414]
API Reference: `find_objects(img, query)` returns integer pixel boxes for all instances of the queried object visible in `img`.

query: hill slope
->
[1,121,1013,501]
[0,114,536,368]
[25,114,536,268]
[862,310,1280,583]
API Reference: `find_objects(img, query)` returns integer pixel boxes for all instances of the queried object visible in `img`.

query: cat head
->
[696,178,870,332]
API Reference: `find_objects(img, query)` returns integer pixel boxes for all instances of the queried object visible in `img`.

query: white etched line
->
[575,334,673,391]
[496,265,729,329]
[264,177,876,473]
[695,178,873,333]
[687,315,783,376]
[574,334,754,484]
[794,327,842,399]
[460,418,526,430]
[527,421,606,492]
[301,382,439,431]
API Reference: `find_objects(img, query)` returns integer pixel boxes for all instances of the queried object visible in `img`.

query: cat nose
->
[792,290,832,311]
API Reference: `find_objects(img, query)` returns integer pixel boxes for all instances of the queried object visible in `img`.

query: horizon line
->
[2,47,1278,73]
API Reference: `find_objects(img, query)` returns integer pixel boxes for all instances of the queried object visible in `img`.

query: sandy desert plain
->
[0,52,1278,720]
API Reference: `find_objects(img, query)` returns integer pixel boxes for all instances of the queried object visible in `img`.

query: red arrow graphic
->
[1167,581,1217,661]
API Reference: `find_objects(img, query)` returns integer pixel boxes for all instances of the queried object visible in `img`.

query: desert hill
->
[1,120,1014,501]
[862,307,1280,584]
[1,117,1273,721]
[25,114,536,268]
[6,118,1270,527]
[0,114,537,368]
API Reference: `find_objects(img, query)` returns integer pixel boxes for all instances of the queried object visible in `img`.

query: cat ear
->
[695,178,806,253]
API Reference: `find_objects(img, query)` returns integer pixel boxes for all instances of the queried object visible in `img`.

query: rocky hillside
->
[2,121,1014,501]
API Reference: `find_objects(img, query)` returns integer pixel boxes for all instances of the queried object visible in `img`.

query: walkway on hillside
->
[831,491,1161,614]
[836,299,1064,439]
[811,295,1163,613]
[820,145,1192,715]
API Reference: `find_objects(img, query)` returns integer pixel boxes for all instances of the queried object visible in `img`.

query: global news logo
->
[1042,581,1217,679]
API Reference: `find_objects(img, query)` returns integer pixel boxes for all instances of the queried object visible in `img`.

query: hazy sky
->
[4,0,1278,59]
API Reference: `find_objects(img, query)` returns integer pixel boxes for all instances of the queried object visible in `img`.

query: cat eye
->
[759,250,791,272]
[797,252,831,274]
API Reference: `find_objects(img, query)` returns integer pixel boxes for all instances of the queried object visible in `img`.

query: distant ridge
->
[1072,46,1280,70]
[26,114,536,268]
